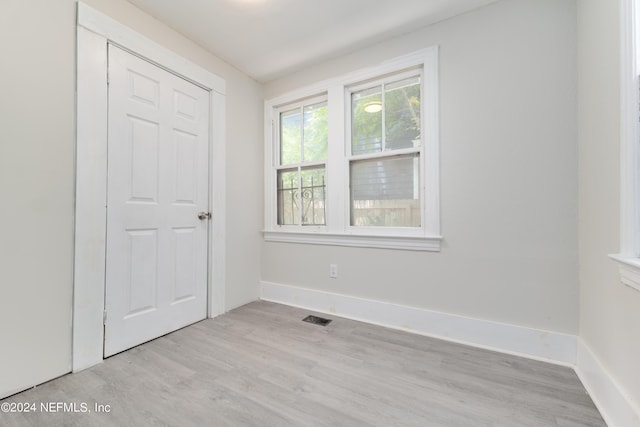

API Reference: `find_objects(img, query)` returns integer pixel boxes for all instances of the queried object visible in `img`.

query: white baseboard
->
[260,281,640,425]
[260,281,577,366]
[576,339,640,427]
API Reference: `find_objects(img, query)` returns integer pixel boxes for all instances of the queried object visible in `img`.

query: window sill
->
[609,254,640,292]
[263,230,442,251]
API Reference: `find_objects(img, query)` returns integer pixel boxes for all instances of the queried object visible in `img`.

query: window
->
[264,48,441,251]
[610,0,640,292]
[348,73,422,228]
[275,98,328,226]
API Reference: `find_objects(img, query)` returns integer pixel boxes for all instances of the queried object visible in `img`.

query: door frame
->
[73,2,226,372]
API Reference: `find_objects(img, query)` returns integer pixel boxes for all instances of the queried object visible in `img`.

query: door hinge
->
[103,310,107,325]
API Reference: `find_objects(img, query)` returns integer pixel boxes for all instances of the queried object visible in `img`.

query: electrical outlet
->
[329,264,338,278]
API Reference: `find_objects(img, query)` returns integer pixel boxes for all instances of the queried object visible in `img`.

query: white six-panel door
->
[104,44,210,357]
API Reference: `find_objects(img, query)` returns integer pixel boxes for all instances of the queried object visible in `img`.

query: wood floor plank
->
[0,301,606,426]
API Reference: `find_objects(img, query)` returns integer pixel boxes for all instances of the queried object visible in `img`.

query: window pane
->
[352,86,382,155]
[350,154,420,227]
[303,102,328,162]
[277,169,299,225]
[385,76,421,150]
[280,108,301,165]
[301,166,326,225]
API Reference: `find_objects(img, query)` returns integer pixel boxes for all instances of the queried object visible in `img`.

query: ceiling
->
[126,0,498,83]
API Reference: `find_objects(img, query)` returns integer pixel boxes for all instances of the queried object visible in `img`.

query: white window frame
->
[264,48,441,251]
[273,94,328,231]
[345,68,425,237]
[610,0,640,292]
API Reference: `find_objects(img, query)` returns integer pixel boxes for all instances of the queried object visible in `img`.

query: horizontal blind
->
[350,154,418,201]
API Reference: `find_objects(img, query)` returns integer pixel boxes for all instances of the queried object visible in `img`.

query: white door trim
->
[74,2,226,372]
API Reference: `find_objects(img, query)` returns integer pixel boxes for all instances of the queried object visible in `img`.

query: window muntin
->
[348,71,423,228]
[275,98,328,227]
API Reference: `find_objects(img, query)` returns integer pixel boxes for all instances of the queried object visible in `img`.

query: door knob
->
[198,211,211,220]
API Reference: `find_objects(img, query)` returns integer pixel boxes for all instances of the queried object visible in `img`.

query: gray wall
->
[5,0,639,413]
[263,0,579,334]
[0,0,263,398]
[577,0,640,407]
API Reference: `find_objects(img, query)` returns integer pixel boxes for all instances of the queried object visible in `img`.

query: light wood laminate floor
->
[1,301,605,426]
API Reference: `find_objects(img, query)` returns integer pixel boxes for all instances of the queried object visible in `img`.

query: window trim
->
[610,0,640,292]
[264,47,441,251]
[263,230,442,251]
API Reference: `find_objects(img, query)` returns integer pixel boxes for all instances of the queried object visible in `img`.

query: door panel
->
[172,227,197,302]
[129,116,160,202]
[104,44,210,357]
[126,229,158,317]
[174,129,198,203]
